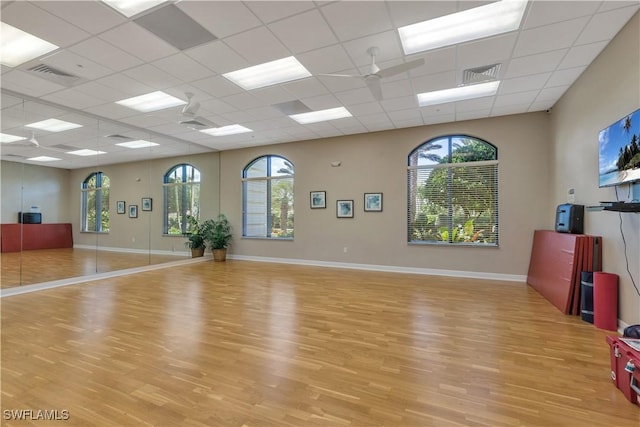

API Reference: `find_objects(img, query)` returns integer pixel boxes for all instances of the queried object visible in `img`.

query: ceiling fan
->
[321,47,425,101]
[177,92,217,130]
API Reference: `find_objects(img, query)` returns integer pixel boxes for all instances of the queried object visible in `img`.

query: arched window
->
[81,172,110,232]
[163,163,201,235]
[242,155,294,239]
[408,135,498,245]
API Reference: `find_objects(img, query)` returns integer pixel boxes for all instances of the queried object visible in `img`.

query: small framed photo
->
[129,204,138,218]
[364,193,383,212]
[116,201,126,214]
[336,200,354,218]
[141,197,152,211]
[310,191,326,209]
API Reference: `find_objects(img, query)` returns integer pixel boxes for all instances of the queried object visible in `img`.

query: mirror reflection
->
[1,91,219,289]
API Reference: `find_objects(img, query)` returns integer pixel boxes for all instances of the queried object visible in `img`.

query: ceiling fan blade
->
[377,58,425,78]
[365,77,383,101]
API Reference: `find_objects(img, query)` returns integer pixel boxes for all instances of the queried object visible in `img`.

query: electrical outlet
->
[568,188,575,203]
[343,247,348,253]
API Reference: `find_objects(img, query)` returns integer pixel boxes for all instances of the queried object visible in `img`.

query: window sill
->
[80,231,109,234]
[242,236,294,241]
[408,241,498,247]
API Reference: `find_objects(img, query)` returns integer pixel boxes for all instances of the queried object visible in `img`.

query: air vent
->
[272,100,312,115]
[25,64,84,87]
[462,63,501,85]
[179,119,210,130]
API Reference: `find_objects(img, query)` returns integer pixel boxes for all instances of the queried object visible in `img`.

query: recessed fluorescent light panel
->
[116,91,187,112]
[417,81,500,107]
[67,149,107,156]
[101,0,168,18]
[25,119,83,132]
[0,133,27,143]
[115,140,160,149]
[399,0,528,55]
[200,125,252,136]
[289,107,352,124]
[0,22,59,67]
[223,57,311,90]
[27,156,61,162]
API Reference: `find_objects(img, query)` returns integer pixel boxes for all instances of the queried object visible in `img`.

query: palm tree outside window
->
[81,172,110,232]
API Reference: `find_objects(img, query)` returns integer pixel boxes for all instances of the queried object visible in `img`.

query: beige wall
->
[219,112,551,278]
[1,160,71,224]
[69,152,220,254]
[550,12,640,325]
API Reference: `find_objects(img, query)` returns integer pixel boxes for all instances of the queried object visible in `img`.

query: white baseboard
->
[227,254,527,283]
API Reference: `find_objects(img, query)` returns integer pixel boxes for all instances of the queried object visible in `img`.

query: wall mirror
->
[1,90,219,289]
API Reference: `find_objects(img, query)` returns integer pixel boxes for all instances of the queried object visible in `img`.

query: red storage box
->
[606,336,640,405]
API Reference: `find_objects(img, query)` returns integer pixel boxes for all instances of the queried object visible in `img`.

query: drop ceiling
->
[1,0,639,169]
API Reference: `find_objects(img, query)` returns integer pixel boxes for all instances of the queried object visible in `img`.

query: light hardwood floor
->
[1,248,186,288]
[1,260,638,426]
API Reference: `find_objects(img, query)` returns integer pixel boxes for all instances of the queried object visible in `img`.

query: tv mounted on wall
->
[599,107,640,188]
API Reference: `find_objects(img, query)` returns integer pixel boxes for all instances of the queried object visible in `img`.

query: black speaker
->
[18,212,42,224]
[555,204,583,234]
[581,271,594,324]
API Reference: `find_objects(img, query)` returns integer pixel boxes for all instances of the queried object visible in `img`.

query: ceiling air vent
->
[462,63,501,85]
[25,64,84,87]
[50,144,79,151]
[179,118,216,130]
[106,134,133,141]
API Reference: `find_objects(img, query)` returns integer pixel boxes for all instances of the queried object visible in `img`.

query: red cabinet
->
[0,223,73,252]
[607,335,640,405]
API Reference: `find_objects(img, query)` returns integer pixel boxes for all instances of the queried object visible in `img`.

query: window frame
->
[81,171,110,233]
[407,135,498,247]
[162,163,201,235]
[242,154,294,240]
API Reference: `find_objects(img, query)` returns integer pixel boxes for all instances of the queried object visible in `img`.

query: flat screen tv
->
[599,107,640,187]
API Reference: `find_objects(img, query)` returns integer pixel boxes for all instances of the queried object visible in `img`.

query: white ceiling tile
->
[40,88,108,110]
[321,1,392,41]
[1,1,90,47]
[546,67,587,88]
[221,93,264,110]
[410,47,456,77]
[493,91,538,108]
[387,1,458,27]
[598,1,640,13]
[297,44,354,75]
[491,104,531,117]
[186,41,250,74]
[70,39,143,72]
[35,1,126,34]
[513,17,590,58]
[282,78,329,99]
[499,73,552,95]
[346,102,384,116]
[39,49,112,80]
[191,75,243,98]
[83,103,138,120]
[72,81,130,103]
[334,87,377,106]
[536,86,571,102]
[523,1,601,29]
[380,95,417,112]
[269,10,338,54]
[317,74,365,93]
[419,102,455,117]
[382,78,415,99]
[224,27,290,64]
[198,98,237,115]
[0,70,66,97]
[245,1,316,24]
[456,110,491,121]
[455,97,494,113]
[100,23,178,62]
[558,41,608,69]
[177,1,261,38]
[123,64,183,90]
[95,74,154,97]
[342,31,403,68]
[251,85,297,105]
[300,94,342,110]
[387,108,423,122]
[412,71,457,93]
[529,100,555,112]
[422,112,456,126]
[151,53,213,83]
[504,50,569,78]
[244,106,283,121]
[457,33,518,72]
[576,5,640,45]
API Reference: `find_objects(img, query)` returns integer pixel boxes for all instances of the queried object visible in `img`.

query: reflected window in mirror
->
[81,172,110,232]
[163,163,201,235]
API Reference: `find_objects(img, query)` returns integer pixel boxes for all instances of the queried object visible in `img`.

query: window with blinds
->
[163,163,201,235]
[81,172,110,232]
[408,135,498,246]
[242,155,294,239]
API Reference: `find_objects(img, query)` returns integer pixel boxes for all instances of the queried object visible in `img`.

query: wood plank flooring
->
[1,260,638,426]
[1,248,185,288]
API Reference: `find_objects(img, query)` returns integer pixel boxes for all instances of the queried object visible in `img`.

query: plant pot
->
[212,248,227,262]
[191,247,205,258]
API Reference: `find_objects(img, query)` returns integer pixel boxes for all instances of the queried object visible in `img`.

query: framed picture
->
[336,200,354,218]
[364,193,383,212]
[116,201,126,214]
[141,197,152,211]
[310,191,326,209]
[129,204,138,218]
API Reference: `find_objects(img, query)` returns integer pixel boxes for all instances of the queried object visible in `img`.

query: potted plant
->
[203,214,232,262]
[184,215,206,258]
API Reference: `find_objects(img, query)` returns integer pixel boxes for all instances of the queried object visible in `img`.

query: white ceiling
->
[1,0,639,169]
